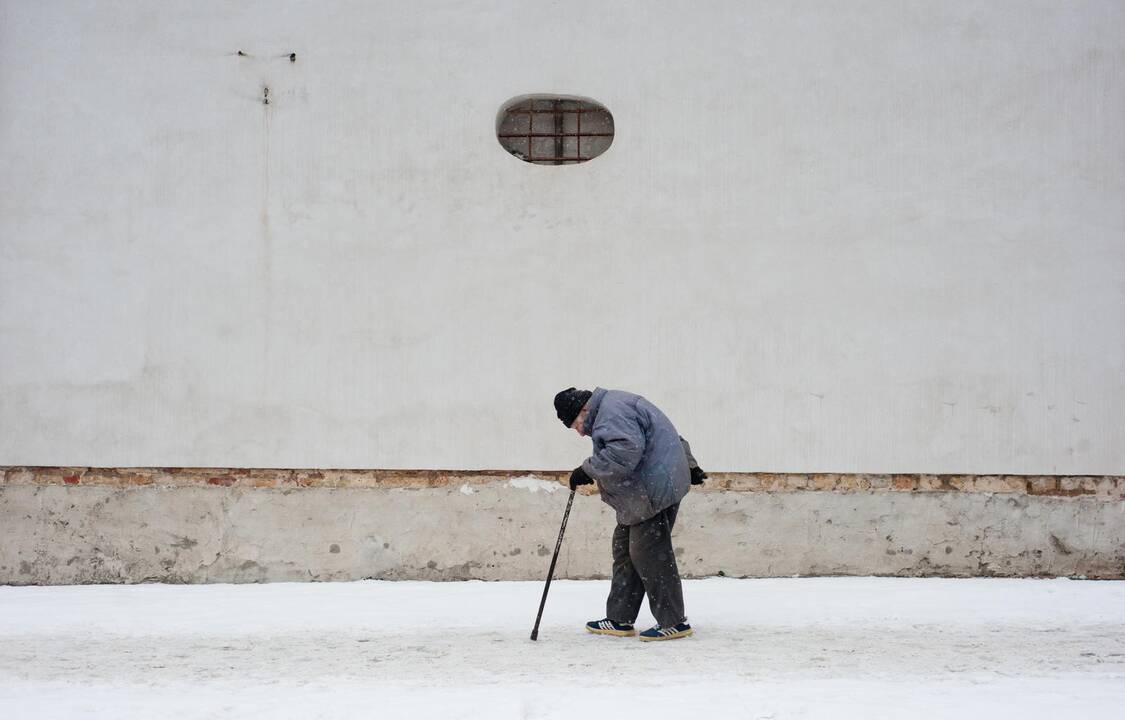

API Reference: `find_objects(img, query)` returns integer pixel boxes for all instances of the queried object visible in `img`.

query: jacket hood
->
[581,387,608,436]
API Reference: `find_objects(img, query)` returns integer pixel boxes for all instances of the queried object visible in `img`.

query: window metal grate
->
[497,97,614,165]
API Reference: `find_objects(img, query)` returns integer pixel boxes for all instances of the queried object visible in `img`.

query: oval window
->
[496,95,614,165]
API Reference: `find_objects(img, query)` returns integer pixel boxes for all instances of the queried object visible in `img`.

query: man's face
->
[569,406,588,437]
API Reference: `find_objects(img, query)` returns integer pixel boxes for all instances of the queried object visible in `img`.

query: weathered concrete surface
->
[2,480,1122,584]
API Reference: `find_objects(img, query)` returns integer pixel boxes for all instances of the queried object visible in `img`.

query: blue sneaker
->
[585,618,637,637]
[639,622,693,641]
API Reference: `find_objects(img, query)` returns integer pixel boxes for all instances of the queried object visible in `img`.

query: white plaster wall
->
[1,1,1123,473]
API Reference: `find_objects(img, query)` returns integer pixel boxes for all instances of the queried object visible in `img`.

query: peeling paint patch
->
[459,483,475,495]
[507,475,560,494]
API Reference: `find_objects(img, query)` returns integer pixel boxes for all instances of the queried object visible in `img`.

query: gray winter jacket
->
[580,387,692,526]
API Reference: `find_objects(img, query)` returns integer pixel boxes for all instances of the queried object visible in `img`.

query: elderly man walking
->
[553,386,706,641]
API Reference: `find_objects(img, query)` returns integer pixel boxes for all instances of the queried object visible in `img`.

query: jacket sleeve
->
[679,435,699,470]
[582,408,645,486]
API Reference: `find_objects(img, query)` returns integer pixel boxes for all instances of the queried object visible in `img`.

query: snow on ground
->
[2,577,1124,719]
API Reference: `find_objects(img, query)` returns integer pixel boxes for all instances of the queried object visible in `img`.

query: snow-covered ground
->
[1,577,1123,719]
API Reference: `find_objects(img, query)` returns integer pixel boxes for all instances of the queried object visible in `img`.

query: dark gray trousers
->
[606,502,685,628]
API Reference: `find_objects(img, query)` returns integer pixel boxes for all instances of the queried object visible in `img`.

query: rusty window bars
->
[497,97,614,165]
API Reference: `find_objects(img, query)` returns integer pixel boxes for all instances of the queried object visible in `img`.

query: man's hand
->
[690,466,708,485]
[569,466,594,490]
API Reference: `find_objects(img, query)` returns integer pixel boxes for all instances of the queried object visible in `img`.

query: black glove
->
[690,466,708,485]
[569,466,594,490]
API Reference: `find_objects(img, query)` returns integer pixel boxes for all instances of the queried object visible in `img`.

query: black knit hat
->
[554,387,592,428]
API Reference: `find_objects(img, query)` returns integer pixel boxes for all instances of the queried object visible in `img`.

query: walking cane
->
[530,487,576,641]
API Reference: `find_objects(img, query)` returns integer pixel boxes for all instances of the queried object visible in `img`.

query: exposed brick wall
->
[3,467,1122,500]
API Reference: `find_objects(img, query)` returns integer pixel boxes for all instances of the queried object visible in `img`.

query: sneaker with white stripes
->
[638,622,693,641]
[585,618,637,637]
